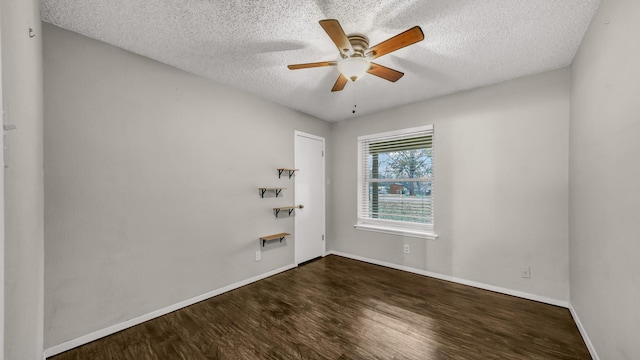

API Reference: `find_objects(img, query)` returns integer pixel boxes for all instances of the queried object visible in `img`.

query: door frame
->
[0,12,5,358]
[294,131,326,265]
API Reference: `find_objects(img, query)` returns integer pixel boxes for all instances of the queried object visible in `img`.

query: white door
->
[294,131,325,264]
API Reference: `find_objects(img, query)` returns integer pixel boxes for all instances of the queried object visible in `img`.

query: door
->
[294,131,325,264]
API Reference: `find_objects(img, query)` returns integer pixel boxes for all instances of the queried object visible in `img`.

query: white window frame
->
[355,125,438,240]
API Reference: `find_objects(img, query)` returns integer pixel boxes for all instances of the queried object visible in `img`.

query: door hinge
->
[322,234,325,241]
[322,150,324,157]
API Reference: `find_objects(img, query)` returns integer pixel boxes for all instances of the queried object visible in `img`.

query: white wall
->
[1,0,45,358]
[329,68,570,302]
[570,0,640,358]
[43,23,329,348]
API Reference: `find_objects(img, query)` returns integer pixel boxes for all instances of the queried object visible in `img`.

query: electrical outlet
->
[404,244,410,254]
[255,251,261,262]
[521,266,531,279]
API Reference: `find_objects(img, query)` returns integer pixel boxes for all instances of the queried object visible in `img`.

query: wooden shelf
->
[260,232,290,247]
[277,168,299,179]
[258,187,285,198]
[273,205,303,217]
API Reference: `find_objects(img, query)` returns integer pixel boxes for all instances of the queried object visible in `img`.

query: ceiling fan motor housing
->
[346,34,369,58]
[338,34,371,81]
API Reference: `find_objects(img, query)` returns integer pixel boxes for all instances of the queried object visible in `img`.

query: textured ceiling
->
[40,0,600,122]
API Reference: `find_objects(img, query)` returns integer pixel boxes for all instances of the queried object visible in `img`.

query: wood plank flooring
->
[49,255,591,359]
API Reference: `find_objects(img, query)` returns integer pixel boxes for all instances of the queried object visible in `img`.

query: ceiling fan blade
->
[366,26,424,59]
[331,74,348,92]
[367,62,404,82]
[319,19,354,57]
[288,61,337,70]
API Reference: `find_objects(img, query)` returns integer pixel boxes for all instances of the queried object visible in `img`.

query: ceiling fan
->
[288,19,424,92]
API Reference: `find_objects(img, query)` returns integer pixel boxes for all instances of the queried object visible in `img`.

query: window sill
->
[354,224,438,240]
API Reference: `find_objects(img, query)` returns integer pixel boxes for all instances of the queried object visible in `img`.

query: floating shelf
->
[260,232,290,247]
[273,205,303,217]
[277,168,299,179]
[258,187,285,198]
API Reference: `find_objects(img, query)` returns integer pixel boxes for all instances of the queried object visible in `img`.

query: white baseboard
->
[326,250,569,308]
[43,263,296,358]
[569,303,599,360]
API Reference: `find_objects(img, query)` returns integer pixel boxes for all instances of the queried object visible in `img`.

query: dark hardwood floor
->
[50,255,590,359]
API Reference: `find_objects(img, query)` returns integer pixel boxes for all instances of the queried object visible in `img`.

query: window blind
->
[358,125,434,227]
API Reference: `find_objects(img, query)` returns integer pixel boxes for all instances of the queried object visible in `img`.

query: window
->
[355,125,436,239]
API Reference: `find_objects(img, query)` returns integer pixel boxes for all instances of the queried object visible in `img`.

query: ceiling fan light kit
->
[288,19,424,92]
[338,57,370,82]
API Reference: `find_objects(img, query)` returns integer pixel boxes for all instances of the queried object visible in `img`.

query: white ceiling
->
[40,0,600,122]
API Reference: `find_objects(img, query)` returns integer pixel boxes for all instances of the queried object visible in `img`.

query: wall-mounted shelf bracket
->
[277,168,299,179]
[260,233,290,247]
[258,187,284,198]
[273,204,303,217]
